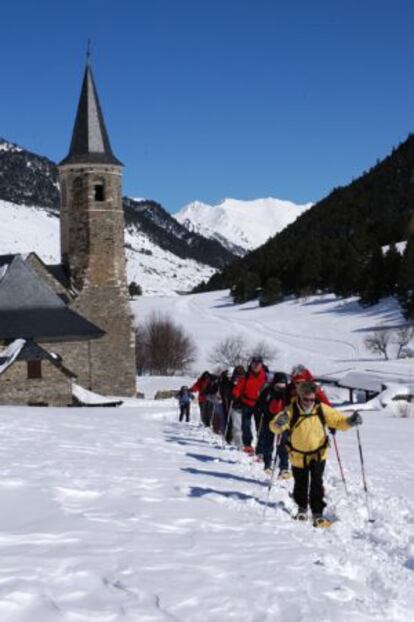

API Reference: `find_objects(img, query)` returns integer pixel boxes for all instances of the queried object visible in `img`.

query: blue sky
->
[1,0,413,212]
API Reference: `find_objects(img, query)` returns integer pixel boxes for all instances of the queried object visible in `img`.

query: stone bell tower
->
[58,60,136,396]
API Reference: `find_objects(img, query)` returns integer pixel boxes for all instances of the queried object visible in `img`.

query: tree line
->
[194,134,414,319]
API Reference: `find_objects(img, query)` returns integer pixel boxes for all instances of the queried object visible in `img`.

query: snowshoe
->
[263,468,273,476]
[312,515,334,529]
[277,469,292,480]
[292,508,308,521]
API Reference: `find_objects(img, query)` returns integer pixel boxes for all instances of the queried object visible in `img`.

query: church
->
[0,60,137,405]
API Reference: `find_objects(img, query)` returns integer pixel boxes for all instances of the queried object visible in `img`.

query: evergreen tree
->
[382,244,402,296]
[359,244,385,306]
[259,277,282,306]
[231,271,261,303]
[397,237,414,319]
[334,243,362,297]
[128,281,142,298]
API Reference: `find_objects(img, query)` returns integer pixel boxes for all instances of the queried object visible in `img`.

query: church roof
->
[0,255,104,341]
[59,64,123,167]
[0,339,77,378]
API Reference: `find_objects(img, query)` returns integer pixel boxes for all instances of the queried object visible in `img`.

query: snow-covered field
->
[133,290,414,386]
[1,287,414,620]
[0,395,413,621]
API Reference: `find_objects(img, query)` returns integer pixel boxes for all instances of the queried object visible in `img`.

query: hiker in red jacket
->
[190,371,214,427]
[232,356,267,453]
[288,366,331,406]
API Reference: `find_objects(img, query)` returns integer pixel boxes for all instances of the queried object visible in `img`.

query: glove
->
[275,412,289,427]
[347,411,363,427]
[328,427,336,436]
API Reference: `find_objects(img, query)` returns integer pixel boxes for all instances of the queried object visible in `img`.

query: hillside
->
[199,135,414,301]
[175,197,312,255]
[0,199,216,295]
[0,139,237,293]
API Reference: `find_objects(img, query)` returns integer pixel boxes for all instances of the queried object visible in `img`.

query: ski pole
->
[331,434,349,497]
[262,434,281,519]
[355,423,375,523]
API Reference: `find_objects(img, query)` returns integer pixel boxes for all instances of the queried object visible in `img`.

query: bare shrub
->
[209,334,277,369]
[208,334,247,368]
[364,328,391,360]
[394,324,414,359]
[246,340,278,366]
[135,312,197,375]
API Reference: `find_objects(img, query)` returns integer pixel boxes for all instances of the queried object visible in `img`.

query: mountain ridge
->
[174,196,312,256]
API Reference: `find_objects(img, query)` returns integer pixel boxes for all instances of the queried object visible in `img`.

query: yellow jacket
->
[269,399,351,468]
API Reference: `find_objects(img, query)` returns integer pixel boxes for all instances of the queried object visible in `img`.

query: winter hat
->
[233,365,245,376]
[251,355,263,364]
[291,368,314,384]
[272,372,288,385]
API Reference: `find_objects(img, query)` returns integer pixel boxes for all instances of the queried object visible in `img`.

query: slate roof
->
[59,64,123,167]
[0,255,104,341]
[0,339,76,378]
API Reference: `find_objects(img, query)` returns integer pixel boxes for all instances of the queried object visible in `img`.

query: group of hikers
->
[176,357,363,528]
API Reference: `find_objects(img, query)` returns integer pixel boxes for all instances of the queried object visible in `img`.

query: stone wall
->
[59,162,136,397]
[0,360,73,406]
[72,286,136,396]
[42,340,91,389]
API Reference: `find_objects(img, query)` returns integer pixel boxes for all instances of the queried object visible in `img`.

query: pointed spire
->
[59,61,122,166]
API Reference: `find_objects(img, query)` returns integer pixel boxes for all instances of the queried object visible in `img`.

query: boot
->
[277,469,292,480]
[293,507,308,521]
[312,514,333,528]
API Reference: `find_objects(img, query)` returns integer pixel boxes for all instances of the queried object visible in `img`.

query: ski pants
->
[256,424,289,471]
[200,401,213,427]
[241,405,261,447]
[292,459,326,516]
[179,403,190,422]
[212,402,224,434]
[231,408,243,448]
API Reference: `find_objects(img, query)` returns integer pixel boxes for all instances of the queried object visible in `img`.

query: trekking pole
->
[262,435,281,519]
[331,434,349,497]
[355,423,375,523]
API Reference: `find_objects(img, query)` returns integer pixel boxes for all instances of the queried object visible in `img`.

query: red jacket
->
[190,377,210,404]
[289,369,331,406]
[232,368,267,408]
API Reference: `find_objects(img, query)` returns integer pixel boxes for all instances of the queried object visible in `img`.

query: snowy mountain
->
[0,138,237,294]
[174,197,313,255]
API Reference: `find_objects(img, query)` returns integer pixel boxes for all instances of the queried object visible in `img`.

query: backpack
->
[285,400,329,464]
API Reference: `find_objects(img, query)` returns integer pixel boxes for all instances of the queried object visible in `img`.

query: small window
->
[94,184,105,202]
[27,360,42,379]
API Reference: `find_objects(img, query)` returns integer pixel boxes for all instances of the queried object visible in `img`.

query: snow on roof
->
[0,265,8,283]
[337,371,384,393]
[72,383,123,406]
[0,338,26,375]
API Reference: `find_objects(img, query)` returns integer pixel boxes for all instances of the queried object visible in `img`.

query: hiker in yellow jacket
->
[270,380,362,527]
